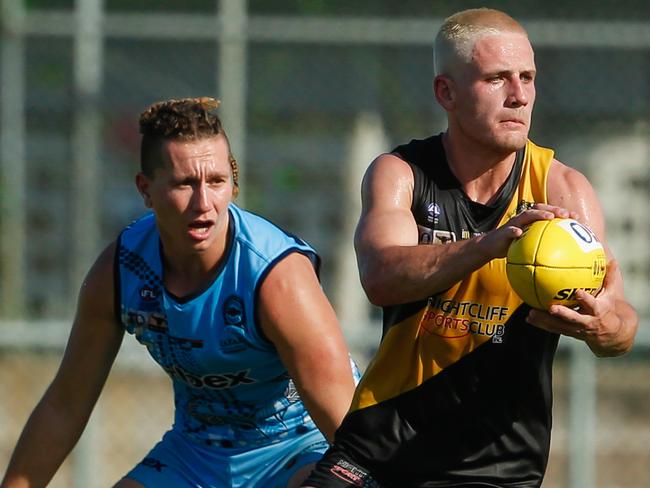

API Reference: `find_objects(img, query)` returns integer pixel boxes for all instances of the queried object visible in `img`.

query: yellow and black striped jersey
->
[335,134,559,487]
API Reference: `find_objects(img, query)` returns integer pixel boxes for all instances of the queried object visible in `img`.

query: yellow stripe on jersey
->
[351,140,554,412]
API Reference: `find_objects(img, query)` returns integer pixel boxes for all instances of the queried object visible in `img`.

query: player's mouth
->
[501,118,526,127]
[187,220,214,241]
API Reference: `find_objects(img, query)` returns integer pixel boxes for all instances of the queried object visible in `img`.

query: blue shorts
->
[123,429,328,488]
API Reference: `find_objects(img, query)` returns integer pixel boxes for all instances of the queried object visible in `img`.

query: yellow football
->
[506,218,607,309]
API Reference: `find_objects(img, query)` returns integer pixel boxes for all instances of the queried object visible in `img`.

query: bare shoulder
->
[369,151,413,173]
[362,152,415,210]
[259,251,316,291]
[77,241,118,318]
[547,158,598,209]
[257,251,336,346]
[548,157,594,189]
[257,252,319,311]
[547,158,604,235]
[365,152,414,185]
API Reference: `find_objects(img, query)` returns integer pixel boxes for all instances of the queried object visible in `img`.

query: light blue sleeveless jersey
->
[117,204,322,449]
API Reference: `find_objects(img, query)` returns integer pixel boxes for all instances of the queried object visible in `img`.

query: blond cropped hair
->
[433,8,528,76]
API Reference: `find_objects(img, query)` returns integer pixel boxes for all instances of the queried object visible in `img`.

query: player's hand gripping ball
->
[506,218,607,309]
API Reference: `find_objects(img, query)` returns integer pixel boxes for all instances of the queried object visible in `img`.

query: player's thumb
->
[508,225,524,239]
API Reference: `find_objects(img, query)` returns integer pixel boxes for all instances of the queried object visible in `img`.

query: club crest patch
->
[223,295,245,327]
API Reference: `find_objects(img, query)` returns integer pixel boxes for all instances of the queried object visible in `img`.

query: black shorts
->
[303,448,384,488]
[306,446,536,488]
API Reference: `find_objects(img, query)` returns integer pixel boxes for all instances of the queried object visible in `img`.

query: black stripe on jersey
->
[334,305,559,488]
[394,134,524,235]
[382,298,427,336]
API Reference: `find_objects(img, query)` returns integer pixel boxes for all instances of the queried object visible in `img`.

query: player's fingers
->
[529,308,591,339]
[531,203,570,218]
[528,311,580,337]
[573,289,598,314]
[546,304,585,323]
[512,209,554,227]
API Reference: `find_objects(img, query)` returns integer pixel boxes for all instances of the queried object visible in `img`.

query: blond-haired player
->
[304,8,637,488]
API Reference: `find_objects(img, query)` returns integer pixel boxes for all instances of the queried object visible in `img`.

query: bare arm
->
[528,160,638,356]
[1,243,124,488]
[354,153,562,306]
[257,252,356,442]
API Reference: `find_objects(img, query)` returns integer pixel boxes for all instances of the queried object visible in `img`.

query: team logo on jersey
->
[139,285,157,301]
[223,295,245,327]
[137,285,161,311]
[427,202,441,224]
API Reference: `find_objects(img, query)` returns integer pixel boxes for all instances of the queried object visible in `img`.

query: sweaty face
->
[452,32,536,153]
[137,135,235,258]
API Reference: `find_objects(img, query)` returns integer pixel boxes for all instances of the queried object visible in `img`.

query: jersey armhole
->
[405,160,422,214]
[252,248,320,346]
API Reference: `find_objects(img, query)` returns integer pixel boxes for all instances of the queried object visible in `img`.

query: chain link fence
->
[1,1,649,486]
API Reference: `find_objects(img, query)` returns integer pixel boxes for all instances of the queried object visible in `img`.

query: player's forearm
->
[2,396,89,487]
[587,299,638,358]
[302,379,356,443]
[359,236,494,307]
[292,348,357,443]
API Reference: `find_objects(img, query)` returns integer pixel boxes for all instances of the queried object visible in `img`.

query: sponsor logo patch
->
[163,365,256,389]
[420,297,509,343]
[328,459,382,487]
[417,226,457,245]
[331,466,362,486]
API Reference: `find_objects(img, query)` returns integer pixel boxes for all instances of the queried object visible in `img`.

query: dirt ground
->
[1,349,648,487]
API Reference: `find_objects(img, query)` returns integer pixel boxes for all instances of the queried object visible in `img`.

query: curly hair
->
[139,97,239,196]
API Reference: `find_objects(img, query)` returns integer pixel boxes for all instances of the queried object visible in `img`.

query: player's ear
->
[135,172,153,208]
[434,75,455,110]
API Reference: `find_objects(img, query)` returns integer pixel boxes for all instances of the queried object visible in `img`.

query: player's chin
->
[187,233,215,252]
[494,131,528,152]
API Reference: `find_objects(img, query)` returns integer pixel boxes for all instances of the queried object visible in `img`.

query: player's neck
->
[442,131,518,205]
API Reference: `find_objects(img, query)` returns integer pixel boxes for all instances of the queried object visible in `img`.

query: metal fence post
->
[0,0,26,318]
[217,0,248,204]
[70,0,104,486]
[568,339,597,488]
[69,0,104,301]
